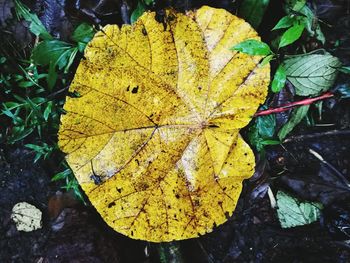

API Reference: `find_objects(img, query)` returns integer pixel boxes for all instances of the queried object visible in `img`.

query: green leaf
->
[272,16,294,30]
[43,101,53,121]
[271,65,287,93]
[279,23,305,48]
[276,191,323,228]
[278,105,309,140]
[260,54,274,67]
[284,0,306,12]
[72,23,95,43]
[238,0,270,29]
[299,6,325,44]
[144,0,154,5]
[338,66,350,74]
[257,113,276,138]
[248,109,277,151]
[131,1,146,24]
[283,53,341,96]
[14,0,52,40]
[31,40,74,70]
[231,39,272,56]
[47,61,58,90]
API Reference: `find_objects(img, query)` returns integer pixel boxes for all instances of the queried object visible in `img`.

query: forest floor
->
[1,0,350,262]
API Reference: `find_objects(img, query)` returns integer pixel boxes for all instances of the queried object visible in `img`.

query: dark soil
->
[1,0,350,262]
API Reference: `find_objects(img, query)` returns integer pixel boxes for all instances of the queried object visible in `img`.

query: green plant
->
[1,0,95,200]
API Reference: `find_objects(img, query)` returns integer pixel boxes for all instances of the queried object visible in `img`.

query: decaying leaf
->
[11,202,42,232]
[58,6,270,241]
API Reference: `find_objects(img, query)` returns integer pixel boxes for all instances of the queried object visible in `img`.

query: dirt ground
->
[1,0,350,262]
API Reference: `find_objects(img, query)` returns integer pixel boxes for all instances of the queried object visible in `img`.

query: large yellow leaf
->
[58,6,270,242]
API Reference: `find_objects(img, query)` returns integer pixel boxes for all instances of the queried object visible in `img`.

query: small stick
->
[267,186,277,208]
[308,148,350,187]
[283,129,350,143]
[254,92,334,117]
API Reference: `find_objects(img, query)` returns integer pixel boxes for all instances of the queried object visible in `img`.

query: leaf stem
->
[254,92,334,117]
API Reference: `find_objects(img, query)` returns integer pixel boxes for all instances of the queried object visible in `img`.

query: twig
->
[47,86,69,99]
[283,129,350,143]
[254,92,334,117]
[267,186,277,208]
[308,148,350,186]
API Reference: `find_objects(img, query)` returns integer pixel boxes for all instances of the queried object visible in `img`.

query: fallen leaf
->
[276,191,323,228]
[11,202,42,232]
[58,6,270,241]
[283,52,341,96]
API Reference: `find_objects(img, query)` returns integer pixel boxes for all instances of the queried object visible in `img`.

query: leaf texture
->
[58,6,270,242]
[283,53,341,96]
[277,191,323,228]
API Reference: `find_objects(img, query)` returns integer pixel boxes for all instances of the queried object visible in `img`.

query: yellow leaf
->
[58,6,270,242]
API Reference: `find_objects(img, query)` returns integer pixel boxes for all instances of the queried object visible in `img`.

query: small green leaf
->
[231,39,272,56]
[272,16,294,30]
[248,108,277,151]
[47,61,58,90]
[14,0,52,40]
[338,66,350,74]
[43,101,53,121]
[284,0,306,12]
[257,113,276,138]
[260,54,274,67]
[131,1,146,24]
[292,0,306,11]
[52,169,72,182]
[31,40,74,70]
[238,0,270,29]
[277,191,323,228]
[299,6,325,44]
[72,23,95,43]
[271,65,287,93]
[279,23,305,48]
[278,105,309,140]
[144,0,154,5]
[283,53,341,96]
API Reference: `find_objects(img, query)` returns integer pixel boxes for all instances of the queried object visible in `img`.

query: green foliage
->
[131,0,154,24]
[25,142,55,163]
[278,105,310,140]
[52,167,85,203]
[279,23,305,48]
[272,16,294,30]
[248,109,280,152]
[238,0,270,29]
[283,53,341,96]
[276,191,323,228]
[0,0,96,200]
[271,65,287,93]
[71,23,95,45]
[231,39,272,56]
[14,0,52,40]
[338,66,350,74]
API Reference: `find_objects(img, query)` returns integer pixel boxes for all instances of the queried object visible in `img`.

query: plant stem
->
[254,92,334,117]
